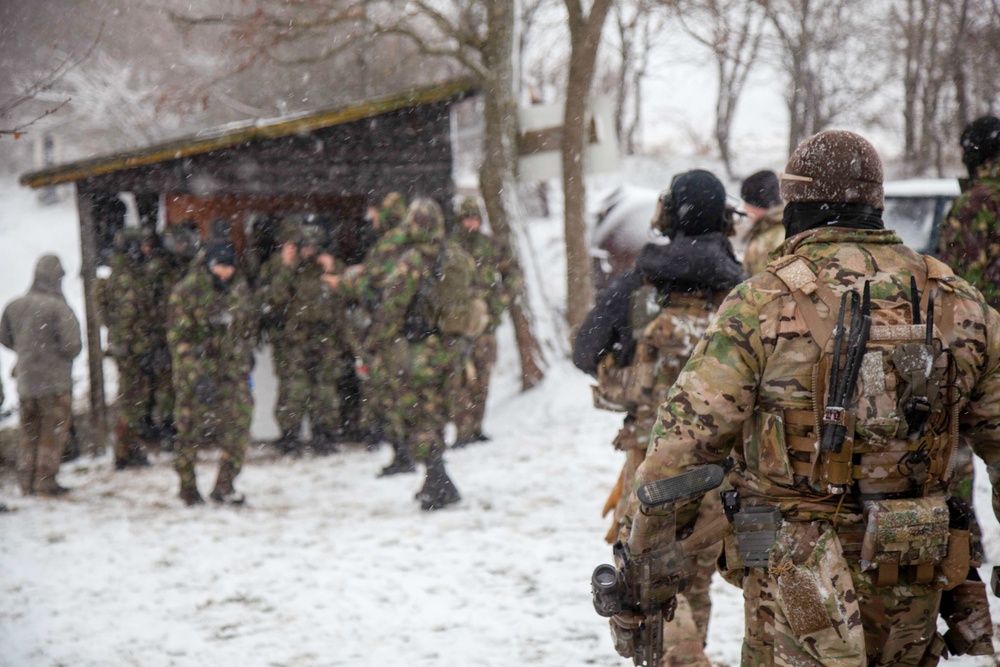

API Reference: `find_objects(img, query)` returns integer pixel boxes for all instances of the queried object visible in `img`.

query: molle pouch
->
[746,410,795,487]
[591,356,635,413]
[773,522,866,662]
[860,496,950,586]
[732,506,782,568]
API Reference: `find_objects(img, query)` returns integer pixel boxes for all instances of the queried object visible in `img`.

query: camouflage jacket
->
[627,227,1000,534]
[103,254,169,358]
[261,255,345,332]
[937,158,1000,309]
[167,268,256,388]
[455,228,518,332]
[742,206,785,277]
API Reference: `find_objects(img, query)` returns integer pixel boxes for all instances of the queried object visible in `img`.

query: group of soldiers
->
[578,115,1000,667]
[96,192,513,509]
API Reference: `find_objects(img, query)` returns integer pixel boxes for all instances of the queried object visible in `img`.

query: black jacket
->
[573,234,746,376]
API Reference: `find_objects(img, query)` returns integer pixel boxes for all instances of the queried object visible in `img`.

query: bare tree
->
[610,0,665,154]
[168,0,547,388]
[673,0,764,179]
[0,27,102,137]
[757,0,884,154]
[562,0,614,334]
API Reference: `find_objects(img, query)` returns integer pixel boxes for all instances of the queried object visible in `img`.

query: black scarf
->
[782,202,884,237]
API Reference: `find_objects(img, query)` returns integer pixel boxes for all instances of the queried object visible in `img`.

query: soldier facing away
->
[168,239,256,506]
[937,114,1000,310]
[606,130,1000,666]
[577,169,746,666]
[0,254,82,496]
[740,169,785,276]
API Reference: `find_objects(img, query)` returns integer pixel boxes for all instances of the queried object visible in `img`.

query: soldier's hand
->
[609,611,645,659]
[281,242,297,267]
[321,273,341,290]
[316,253,335,273]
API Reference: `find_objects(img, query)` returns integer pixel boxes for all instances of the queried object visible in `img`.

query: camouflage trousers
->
[174,379,252,494]
[16,393,72,495]
[273,330,342,440]
[114,353,172,461]
[380,337,458,464]
[742,520,944,667]
[453,332,496,441]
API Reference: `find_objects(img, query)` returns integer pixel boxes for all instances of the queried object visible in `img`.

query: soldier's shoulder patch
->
[772,257,817,294]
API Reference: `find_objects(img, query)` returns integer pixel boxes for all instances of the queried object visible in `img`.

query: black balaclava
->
[204,240,236,290]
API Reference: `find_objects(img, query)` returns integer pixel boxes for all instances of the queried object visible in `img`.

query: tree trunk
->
[482,0,545,390]
[562,0,613,335]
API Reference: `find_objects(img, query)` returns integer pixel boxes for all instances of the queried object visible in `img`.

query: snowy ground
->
[1,177,999,666]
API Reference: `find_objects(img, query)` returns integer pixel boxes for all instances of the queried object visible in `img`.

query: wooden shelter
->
[20,79,478,448]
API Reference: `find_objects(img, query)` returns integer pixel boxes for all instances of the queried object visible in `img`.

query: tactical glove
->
[608,611,644,659]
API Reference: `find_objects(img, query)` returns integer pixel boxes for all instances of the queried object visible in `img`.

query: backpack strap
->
[923,255,957,342]
[769,256,840,349]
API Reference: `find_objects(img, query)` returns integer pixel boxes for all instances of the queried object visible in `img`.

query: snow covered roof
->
[883,178,961,198]
[20,78,479,189]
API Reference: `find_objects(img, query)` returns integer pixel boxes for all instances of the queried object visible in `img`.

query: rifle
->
[592,464,730,666]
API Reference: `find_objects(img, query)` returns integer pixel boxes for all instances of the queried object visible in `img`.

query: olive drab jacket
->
[625,227,1000,539]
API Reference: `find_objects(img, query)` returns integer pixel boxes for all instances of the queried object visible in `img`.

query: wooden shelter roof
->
[20,78,478,189]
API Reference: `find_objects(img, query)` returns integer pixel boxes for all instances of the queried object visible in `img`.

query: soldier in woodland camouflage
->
[258,218,346,453]
[740,170,785,276]
[578,170,746,665]
[611,131,1000,666]
[452,197,516,446]
[168,240,256,506]
[937,115,1000,310]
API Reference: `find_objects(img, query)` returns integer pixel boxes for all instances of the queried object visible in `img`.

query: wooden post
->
[75,184,108,454]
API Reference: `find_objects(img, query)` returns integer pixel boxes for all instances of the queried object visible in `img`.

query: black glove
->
[193,376,219,404]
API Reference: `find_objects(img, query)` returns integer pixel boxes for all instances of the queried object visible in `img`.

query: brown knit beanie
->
[780,130,884,210]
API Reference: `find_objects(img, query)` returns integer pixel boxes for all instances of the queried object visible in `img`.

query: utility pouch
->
[860,496,950,585]
[941,578,995,656]
[591,356,636,413]
[732,506,782,568]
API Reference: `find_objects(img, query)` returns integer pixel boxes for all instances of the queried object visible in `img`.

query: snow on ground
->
[1,176,999,666]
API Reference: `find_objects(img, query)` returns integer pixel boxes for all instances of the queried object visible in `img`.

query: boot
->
[454,431,491,448]
[416,459,461,511]
[378,443,416,477]
[274,429,300,455]
[209,487,246,505]
[35,481,71,497]
[179,485,204,506]
[115,448,151,470]
[310,426,341,455]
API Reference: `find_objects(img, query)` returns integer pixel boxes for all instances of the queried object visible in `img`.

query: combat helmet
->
[456,197,481,220]
[652,170,729,239]
[163,220,202,260]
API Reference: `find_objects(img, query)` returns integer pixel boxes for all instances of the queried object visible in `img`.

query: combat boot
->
[179,484,204,506]
[416,459,461,511]
[35,481,71,497]
[378,443,416,477]
[274,429,300,455]
[310,426,341,456]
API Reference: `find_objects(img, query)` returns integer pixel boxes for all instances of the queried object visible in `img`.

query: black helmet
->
[163,220,202,260]
[653,170,728,238]
[960,115,1000,178]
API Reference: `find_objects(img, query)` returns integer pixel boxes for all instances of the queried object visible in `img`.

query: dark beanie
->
[741,170,782,209]
[669,169,727,236]
[960,115,1000,177]
[204,240,236,268]
[780,130,884,210]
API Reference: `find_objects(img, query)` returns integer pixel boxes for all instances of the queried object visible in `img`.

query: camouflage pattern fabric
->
[168,267,255,495]
[104,251,174,461]
[16,393,72,495]
[937,158,1000,309]
[261,254,346,442]
[366,200,460,464]
[451,226,518,440]
[624,227,1000,665]
[742,206,785,276]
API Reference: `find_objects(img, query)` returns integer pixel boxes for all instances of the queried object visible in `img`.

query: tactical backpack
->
[763,253,967,589]
[404,240,488,342]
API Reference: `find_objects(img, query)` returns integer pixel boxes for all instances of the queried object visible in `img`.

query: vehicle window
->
[883,197,938,253]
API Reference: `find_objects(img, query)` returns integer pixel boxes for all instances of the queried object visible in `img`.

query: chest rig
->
[769,254,960,501]
[592,287,715,413]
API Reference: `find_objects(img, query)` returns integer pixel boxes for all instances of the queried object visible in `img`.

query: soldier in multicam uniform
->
[937,114,1000,310]
[451,197,516,446]
[577,170,746,666]
[608,130,1000,666]
[168,239,256,506]
[258,218,346,453]
[740,170,785,276]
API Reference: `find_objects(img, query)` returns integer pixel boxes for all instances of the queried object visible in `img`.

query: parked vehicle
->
[882,178,960,255]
